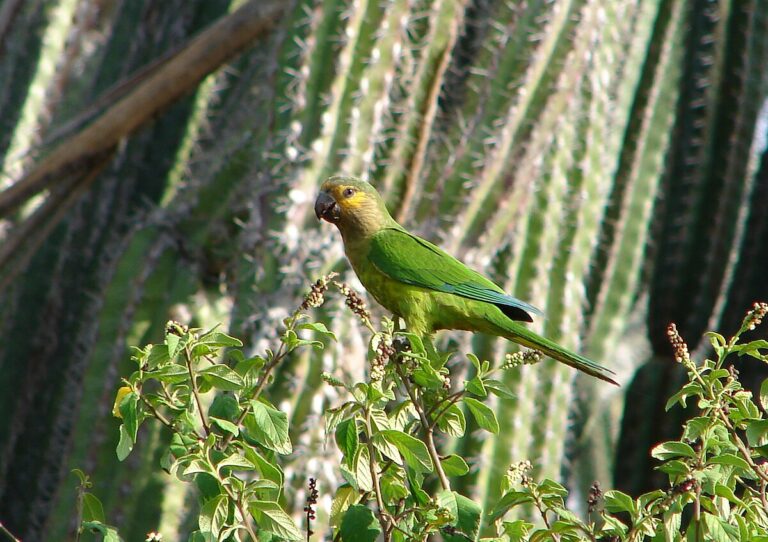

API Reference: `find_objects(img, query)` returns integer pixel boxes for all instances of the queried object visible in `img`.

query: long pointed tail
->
[498,319,618,386]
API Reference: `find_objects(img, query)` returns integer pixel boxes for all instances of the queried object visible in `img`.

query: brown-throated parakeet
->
[314,176,617,385]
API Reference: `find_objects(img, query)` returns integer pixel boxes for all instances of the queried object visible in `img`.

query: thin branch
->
[0,0,286,218]
[394,362,450,491]
[0,521,20,542]
[185,346,210,436]
[364,409,392,541]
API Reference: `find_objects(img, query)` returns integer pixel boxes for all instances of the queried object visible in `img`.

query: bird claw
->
[392,336,411,354]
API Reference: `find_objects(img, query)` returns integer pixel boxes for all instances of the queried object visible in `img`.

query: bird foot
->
[391,336,411,354]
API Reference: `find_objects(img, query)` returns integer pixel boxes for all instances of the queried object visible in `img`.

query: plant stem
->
[185,346,210,435]
[394,362,450,490]
[364,409,391,541]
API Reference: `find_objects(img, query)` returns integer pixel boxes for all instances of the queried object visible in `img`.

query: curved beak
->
[314,191,340,223]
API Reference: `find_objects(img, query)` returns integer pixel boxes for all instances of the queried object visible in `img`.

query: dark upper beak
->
[314,191,340,223]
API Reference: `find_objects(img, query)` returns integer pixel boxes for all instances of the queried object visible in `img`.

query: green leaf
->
[146,363,188,384]
[82,521,123,542]
[702,512,738,542]
[198,365,244,391]
[243,446,283,495]
[651,441,697,460]
[340,504,381,542]
[81,493,105,523]
[709,453,750,472]
[441,454,469,476]
[116,425,133,461]
[436,490,458,522]
[217,453,255,472]
[435,403,466,437]
[489,491,534,521]
[200,330,243,347]
[379,429,433,473]
[298,322,337,341]
[335,418,359,467]
[210,416,239,436]
[146,344,170,368]
[503,520,534,541]
[761,378,768,412]
[746,419,768,447]
[249,500,303,541]
[166,332,182,359]
[118,392,140,442]
[447,493,481,541]
[603,490,637,515]
[199,495,228,538]
[485,378,516,400]
[355,446,374,492]
[665,383,703,411]
[245,400,292,454]
[330,485,357,527]
[463,397,499,434]
[208,394,239,421]
[465,375,487,397]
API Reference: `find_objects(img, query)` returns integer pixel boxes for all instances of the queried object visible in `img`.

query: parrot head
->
[315,176,394,236]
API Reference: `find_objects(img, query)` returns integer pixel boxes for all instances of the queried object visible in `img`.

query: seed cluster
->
[587,481,602,514]
[304,477,318,537]
[502,349,543,369]
[165,320,188,337]
[300,273,337,311]
[666,323,690,364]
[743,302,768,331]
[371,340,396,381]
[335,281,372,323]
[506,459,532,486]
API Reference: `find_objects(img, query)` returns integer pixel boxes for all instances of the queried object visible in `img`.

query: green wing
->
[368,228,542,322]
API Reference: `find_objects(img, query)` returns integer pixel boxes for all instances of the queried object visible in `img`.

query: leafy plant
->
[78,281,768,541]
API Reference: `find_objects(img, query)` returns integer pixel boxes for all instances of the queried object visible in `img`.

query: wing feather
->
[368,228,542,322]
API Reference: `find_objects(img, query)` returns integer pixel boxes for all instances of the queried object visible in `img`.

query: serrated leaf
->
[249,500,302,541]
[245,401,291,454]
[379,429,433,472]
[340,504,381,542]
[198,365,244,391]
[464,397,499,434]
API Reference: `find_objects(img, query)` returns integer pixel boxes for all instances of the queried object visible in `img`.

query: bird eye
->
[342,187,355,198]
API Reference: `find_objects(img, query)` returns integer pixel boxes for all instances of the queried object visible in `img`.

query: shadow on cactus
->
[73,285,768,540]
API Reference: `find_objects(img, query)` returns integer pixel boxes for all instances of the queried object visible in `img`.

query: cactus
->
[1,0,768,539]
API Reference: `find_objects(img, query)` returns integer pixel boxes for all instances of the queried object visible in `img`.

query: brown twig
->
[0,0,286,218]
[394,362,450,491]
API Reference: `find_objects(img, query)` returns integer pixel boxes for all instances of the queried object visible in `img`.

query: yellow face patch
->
[329,185,367,210]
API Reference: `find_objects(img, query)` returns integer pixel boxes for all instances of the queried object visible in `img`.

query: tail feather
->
[499,320,618,386]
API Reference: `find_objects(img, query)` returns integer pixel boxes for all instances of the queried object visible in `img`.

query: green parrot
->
[314,176,617,385]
